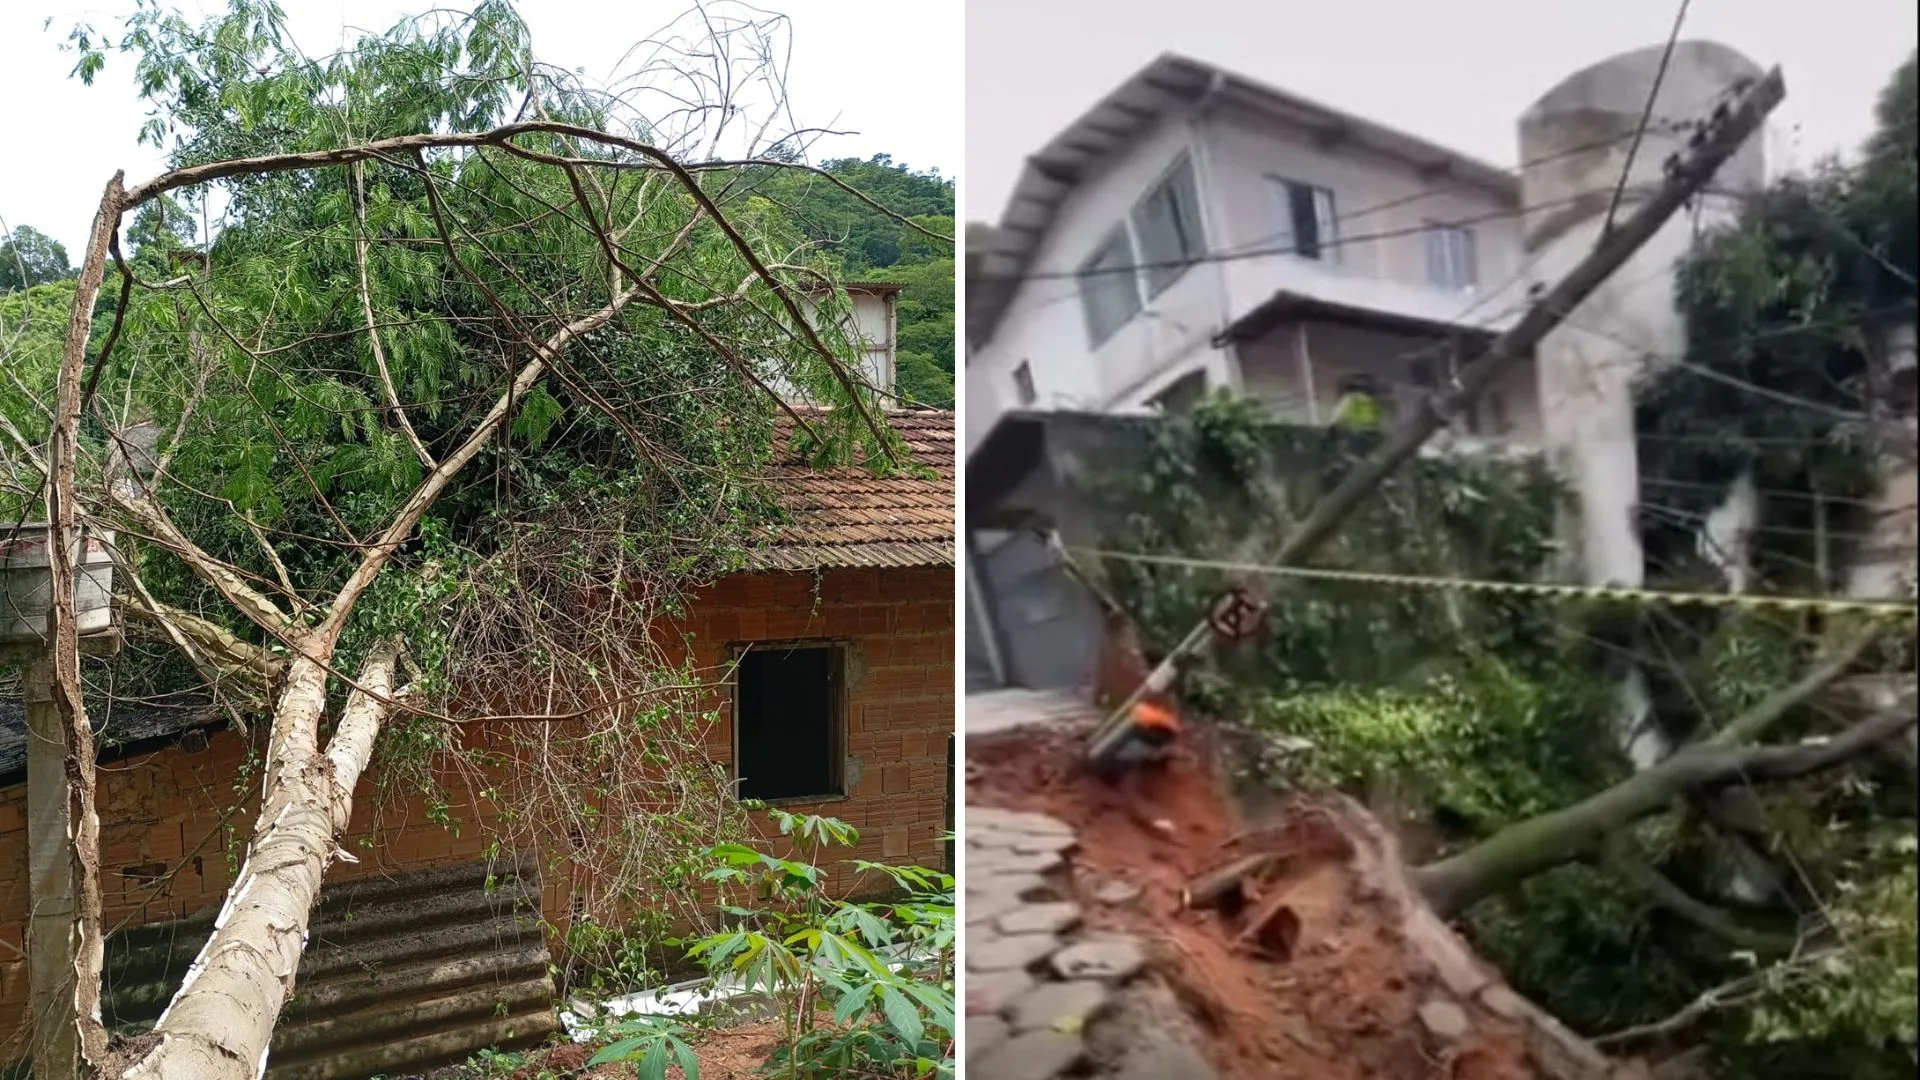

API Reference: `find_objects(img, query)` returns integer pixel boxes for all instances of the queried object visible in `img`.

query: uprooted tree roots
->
[968,727,1658,1080]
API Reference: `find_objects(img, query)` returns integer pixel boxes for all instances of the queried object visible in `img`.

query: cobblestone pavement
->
[967,806,1209,1079]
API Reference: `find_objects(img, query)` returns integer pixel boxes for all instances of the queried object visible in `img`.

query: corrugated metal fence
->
[99,854,558,1080]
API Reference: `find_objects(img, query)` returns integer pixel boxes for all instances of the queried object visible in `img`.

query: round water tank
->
[1518,41,1767,252]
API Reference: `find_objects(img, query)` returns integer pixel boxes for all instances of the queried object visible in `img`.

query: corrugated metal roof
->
[751,409,955,571]
[93,855,556,1080]
[0,699,222,788]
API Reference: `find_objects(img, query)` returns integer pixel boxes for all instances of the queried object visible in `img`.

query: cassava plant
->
[592,809,955,1079]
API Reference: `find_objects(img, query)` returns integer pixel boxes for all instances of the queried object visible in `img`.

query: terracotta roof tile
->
[753,409,954,570]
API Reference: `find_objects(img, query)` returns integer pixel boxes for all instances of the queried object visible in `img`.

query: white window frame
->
[1076,224,1144,348]
[1271,176,1339,263]
[1425,221,1478,292]
[1131,155,1206,298]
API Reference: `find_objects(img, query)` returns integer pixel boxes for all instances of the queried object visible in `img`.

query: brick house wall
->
[0,565,953,1053]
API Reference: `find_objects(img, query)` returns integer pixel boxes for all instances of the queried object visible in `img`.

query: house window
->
[1485,390,1511,435]
[1077,225,1143,347]
[1273,177,1338,262]
[735,643,844,801]
[1131,156,1205,297]
[1149,369,1207,414]
[1426,223,1478,291]
[1012,361,1037,406]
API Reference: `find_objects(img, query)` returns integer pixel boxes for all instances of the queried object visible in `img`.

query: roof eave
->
[969,53,1522,347]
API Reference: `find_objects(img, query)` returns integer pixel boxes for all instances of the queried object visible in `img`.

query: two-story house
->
[965,53,1542,450]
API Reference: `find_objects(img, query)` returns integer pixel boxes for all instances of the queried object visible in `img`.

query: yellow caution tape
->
[1069,547,1918,622]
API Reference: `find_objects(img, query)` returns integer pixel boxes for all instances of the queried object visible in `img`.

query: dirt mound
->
[969,727,1640,1080]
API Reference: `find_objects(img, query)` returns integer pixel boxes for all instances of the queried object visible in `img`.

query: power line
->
[1602,0,1694,236]
[978,123,1700,289]
[1067,545,1916,620]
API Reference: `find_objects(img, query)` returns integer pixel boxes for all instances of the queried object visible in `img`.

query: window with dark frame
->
[1273,177,1338,262]
[734,643,844,802]
[1131,156,1205,297]
[1077,225,1144,347]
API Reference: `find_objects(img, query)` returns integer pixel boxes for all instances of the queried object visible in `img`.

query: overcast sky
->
[0,1,961,254]
[967,0,1917,222]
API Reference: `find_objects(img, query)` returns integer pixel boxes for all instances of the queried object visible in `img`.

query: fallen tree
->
[1410,635,1912,917]
[1,4,948,1077]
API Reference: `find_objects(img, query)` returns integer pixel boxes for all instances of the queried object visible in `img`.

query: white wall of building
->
[776,286,898,407]
[1205,105,1525,330]
[966,112,1210,436]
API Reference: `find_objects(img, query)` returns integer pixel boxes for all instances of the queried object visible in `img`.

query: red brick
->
[881,764,910,794]
[881,827,908,859]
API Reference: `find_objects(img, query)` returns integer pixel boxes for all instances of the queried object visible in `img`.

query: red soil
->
[968,726,1551,1080]
[503,1020,785,1079]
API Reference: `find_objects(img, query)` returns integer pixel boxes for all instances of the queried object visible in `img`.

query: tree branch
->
[349,160,435,470]
[1602,836,1800,956]
[43,170,124,1074]
[1412,676,1912,917]
[316,274,652,640]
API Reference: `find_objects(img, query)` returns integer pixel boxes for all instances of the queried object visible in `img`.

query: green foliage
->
[878,256,957,409]
[1639,50,1917,597]
[0,225,74,293]
[1085,388,1920,1073]
[1096,392,1566,694]
[124,195,198,276]
[2,4,943,1020]
[1253,654,1613,832]
[1465,859,1737,1034]
[589,1016,702,1080]
[752,156,953,273]
[1620,58,1918,1071]
[591,810,955,1079]
[746,156,955,407]
[1729,835,1917,1079]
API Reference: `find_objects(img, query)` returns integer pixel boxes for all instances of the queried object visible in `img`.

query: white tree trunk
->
[122,643,400,1080]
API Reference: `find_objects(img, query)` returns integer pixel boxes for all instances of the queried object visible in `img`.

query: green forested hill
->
[4,154,957,408]
[754,154,956,408]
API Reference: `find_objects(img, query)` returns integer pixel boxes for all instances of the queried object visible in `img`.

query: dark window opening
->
[1486,391,1511,434]
[736,643,844,801]
[1275,178,1337,262]
[1012,360,1038,406]
[1150,369,1208,414]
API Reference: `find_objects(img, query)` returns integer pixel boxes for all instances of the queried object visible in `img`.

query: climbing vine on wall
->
[1092,392,1571,693]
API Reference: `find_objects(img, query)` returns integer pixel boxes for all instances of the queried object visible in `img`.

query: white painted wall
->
[1205,106,1526,333]
[848,289,898,398]
[775,287,897,406]
[967,112,1210,438]
[1520,41,1768,590]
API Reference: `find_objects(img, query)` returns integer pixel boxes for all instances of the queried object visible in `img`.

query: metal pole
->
[23,652,79,1080]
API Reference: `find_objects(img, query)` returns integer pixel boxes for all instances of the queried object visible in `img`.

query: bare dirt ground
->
[968,724,1647,1080]
[497,1020,784,1079]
